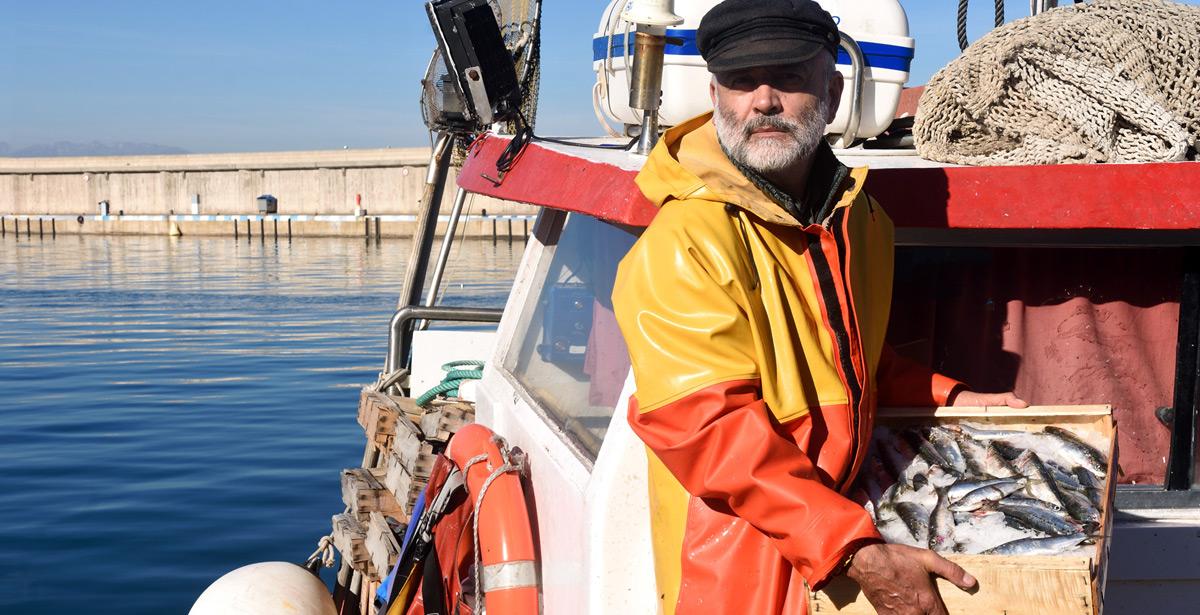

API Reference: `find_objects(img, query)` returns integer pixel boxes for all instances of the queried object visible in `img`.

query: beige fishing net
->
[914,0,1200,165]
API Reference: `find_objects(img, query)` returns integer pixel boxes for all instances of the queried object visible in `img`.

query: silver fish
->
[896,502,930,546]
[951,482,1024,512]
[1044,426,1108,477]
[1015,450,1068,509]
[947,477,1024,502]
[955,434,1020,479]
[902,429,952,470]
[982,533,1090,556]
[990,440,1024,462]
[927,427,969,474]
[928,489,956,552]
[950,422,1030,440]
[1059,486,1101,526]
[1001,494,1069,517]
[994,502,1083,536]
[878,514,920,547]
[1045,460,1084,491]
[1073,467,1105,507]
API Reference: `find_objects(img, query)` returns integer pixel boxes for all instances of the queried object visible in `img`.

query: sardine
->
[877,514,920,547]
[950,422,1029,440]
[994,502,1083,536]
[1015,450,1068,509]
[950,482,1025,512]
[901,429,952,470]
[947,477,1025,502]
[990,440,1024,462]
[955,434,1020,479]
[896,502,930,546]
[982,533,1090,556]
[928,489,956,552]
[1001,494,1069,517]
[1073,467,1105,507]
[1045,460,1084,491]
[927,427,969,474]
[1044,426,1108,477]
[1059,486,1101,526]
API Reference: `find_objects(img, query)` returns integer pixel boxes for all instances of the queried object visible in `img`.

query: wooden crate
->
[358,388,403,450]
[331,512,372,575]
[341,467,403,519]
[811,405,1116,615]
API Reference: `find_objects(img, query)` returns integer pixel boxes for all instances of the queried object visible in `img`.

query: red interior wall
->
[887,246,1180,485]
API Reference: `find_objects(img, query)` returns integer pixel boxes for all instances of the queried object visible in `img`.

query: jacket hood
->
[635,112,869,228]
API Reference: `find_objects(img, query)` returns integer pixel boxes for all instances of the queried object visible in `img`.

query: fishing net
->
[914,0,1200,165]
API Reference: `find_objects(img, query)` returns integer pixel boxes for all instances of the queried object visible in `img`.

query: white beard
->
[713,95,830,174]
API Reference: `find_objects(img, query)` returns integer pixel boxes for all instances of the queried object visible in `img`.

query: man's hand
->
[845,543,977,615]
[947,389,1028,408]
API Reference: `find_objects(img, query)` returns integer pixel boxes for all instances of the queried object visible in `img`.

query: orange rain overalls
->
[612,113,961,614]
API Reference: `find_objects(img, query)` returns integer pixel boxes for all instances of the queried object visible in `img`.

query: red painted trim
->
[866,163,1200,230]
[458,134,657,227]
[458,134,1200,230]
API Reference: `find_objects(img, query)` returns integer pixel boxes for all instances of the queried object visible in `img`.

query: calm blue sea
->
[0,233,520,613]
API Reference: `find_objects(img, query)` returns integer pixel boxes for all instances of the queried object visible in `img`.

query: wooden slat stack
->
[332,387,476,594]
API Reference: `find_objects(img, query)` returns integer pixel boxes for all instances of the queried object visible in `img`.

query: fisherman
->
[611,1,1028,613]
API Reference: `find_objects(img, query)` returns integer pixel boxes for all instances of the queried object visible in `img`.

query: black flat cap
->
[697,0,840,73]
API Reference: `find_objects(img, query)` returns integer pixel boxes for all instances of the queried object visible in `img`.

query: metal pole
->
[1167,247,1200,489]
[234,220,238,239]
[398,132,453,310]
[629,28,668,155]
[393,132,455,375]
[418,187,470,331]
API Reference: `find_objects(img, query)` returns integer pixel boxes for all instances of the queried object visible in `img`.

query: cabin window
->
[503,212,639,459]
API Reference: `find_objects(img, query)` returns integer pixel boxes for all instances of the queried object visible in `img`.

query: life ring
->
[446,423,539,615]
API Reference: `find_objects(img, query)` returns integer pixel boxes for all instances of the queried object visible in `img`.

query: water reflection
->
[0,233,521,613]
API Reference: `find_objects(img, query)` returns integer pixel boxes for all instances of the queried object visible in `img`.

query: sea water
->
[0,233,521,613]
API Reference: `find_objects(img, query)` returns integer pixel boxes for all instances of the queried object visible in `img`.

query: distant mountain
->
[0,141,189,157]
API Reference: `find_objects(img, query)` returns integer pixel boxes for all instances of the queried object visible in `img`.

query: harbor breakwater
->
[0,148,537,238]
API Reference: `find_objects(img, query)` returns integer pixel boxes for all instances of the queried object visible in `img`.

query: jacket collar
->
[635,112,869,228]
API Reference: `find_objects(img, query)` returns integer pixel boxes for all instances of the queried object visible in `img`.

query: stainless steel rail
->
[832,33,866,149]
[382,305,504,392]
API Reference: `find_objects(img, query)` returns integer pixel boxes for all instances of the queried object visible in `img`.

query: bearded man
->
[611,1,1026,614]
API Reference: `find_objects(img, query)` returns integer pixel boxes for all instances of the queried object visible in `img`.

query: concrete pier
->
[0,148,537,237]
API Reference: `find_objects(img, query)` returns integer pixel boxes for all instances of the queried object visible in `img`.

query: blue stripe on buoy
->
[592,29,913,72]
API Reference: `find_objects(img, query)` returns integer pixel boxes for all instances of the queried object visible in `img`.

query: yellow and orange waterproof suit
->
[612,113,961,614]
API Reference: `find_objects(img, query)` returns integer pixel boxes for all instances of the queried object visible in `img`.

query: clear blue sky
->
[2,1,1196,153]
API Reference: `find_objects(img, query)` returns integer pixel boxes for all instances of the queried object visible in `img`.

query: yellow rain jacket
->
[612,113,960,615]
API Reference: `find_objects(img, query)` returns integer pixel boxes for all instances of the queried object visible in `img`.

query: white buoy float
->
[190,562,336,615]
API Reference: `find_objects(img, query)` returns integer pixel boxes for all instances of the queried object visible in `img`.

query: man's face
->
[710,59,843,174]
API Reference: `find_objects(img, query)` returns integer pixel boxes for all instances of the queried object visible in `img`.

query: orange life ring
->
[446,423,539,615]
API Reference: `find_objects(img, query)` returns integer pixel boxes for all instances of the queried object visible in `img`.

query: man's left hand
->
[947,389,1028,408]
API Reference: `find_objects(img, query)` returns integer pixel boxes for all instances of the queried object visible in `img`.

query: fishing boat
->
[192,0,1200,613]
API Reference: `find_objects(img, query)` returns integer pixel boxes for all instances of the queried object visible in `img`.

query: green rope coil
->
[414,360,486,407]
